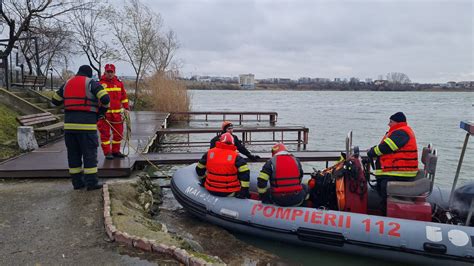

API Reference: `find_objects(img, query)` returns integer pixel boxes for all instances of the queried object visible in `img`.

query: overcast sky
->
[136,0,473,83]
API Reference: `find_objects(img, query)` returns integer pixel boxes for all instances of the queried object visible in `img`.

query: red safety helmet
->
[104,63,116,73]
[221,121,233,131]
[219,132,235,145]
[271,143,287,156]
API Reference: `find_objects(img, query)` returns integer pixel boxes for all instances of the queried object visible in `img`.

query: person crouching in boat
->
[367,112,419,198]
[210,121,261,162]
[257,143,308,206]
[196,132,251,198]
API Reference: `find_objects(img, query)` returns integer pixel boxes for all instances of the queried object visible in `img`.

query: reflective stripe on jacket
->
[205,142,241,193]
[376,123,418,177]
[270,152,303,194]
[63,76,98,113]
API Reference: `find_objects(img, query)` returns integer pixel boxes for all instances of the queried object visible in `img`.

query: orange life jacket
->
[63,76,98,113]
[270,153,303,194]
[205,142,241,194]
[378,122,418,176]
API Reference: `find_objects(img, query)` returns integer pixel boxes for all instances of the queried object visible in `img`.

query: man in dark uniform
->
[197,132,251,198]
[257,143,308,206]
[367,112,419,197]
[52,65,110,190]
[210,121,260,161]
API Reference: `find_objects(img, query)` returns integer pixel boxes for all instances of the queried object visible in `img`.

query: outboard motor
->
[451,182,474,225]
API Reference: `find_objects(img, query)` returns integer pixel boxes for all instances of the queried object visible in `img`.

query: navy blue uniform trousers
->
[65,132,99,188]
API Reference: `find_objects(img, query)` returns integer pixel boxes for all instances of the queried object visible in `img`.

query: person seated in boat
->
[196,132,251,198]
[257,143,308,206]
[367,112,419,197]
[210,121,261,161]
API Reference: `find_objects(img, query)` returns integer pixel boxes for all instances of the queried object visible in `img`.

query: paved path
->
[0,179,176,265]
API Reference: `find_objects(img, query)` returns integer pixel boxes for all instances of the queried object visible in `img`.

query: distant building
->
[239,74,255,89]
[374,80,388,86]
[312,78,330,83]
[298,77,311,84]
[446,81,457,88]
[334,78,342,83]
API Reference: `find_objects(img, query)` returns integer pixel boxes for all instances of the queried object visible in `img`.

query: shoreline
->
[186,87,473,92]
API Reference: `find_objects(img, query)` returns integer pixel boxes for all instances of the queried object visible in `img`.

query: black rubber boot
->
[105,153,114,160]
[71,173,85,190]
[84,174,103,191]
[112,152,126,158]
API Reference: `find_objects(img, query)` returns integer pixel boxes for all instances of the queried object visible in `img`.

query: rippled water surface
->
[183,90,474,265]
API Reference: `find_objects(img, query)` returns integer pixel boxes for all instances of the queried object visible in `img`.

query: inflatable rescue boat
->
[171,122,474,264]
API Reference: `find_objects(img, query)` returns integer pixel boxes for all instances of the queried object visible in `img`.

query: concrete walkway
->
[0,179,176,265]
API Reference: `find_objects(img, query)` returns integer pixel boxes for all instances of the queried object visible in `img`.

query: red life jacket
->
[377,122,418,177]
[205,142,241,194]
[270,152,303,194]
[63,76,98,113]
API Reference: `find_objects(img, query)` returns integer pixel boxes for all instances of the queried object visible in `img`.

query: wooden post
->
[297,131,301,150]
[270,114,276,125]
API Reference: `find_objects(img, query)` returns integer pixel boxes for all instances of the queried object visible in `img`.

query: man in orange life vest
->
[367,112,419,197]
[97,63,129,160]
[196,132,251,198]
[51,65,110,190]
[257,143,308,206]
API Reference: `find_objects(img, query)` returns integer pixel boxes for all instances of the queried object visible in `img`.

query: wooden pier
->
[0,111,169,178]
[170,111,278,125]
[156,126,309,150]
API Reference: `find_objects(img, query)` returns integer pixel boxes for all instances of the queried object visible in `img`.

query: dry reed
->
[136,73,191,113]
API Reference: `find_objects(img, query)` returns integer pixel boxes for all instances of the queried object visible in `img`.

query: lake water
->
[189,90,473,186]
[184,90,473,265]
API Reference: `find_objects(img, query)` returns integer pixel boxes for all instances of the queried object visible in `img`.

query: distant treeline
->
[186,82,473,92]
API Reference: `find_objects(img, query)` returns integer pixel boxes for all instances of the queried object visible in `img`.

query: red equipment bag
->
[340,156,368,214]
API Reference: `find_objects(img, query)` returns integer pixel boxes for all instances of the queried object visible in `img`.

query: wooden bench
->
[11,75,47,90]
[17,112,64,145]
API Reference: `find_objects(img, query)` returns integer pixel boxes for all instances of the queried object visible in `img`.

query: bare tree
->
[18,19,75,76]
[0,0,89,61]
[109,0,160,100]
[148,29,179,73]
[71,0,117,77]
[386,72,411,84]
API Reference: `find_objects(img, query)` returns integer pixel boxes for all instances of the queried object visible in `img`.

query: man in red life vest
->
[196,133,251,198]
[97,63,129,160]
[367,112,419,197]
[257,143,308,206]
[51,65,110,190]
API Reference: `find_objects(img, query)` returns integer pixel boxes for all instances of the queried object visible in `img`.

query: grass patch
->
[0,103,20,160]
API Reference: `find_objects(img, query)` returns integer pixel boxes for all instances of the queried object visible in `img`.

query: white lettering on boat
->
[426,226,443,242]
[448,229,470,247]
[185,186,219,205]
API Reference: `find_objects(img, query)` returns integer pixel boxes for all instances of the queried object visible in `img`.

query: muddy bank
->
[109,176,285,265]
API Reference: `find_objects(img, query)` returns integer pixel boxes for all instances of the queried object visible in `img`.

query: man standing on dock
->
[210,121,261,161]
[51,65,110,190]
[367,112,419,197]
[97,63,129,160]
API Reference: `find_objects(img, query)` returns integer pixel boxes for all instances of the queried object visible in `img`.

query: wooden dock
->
[156,126,309,150]
[0,111,169,178]
[170,111,278,125]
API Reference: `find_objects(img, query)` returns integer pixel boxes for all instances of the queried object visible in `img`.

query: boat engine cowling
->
[452,182,474,219]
